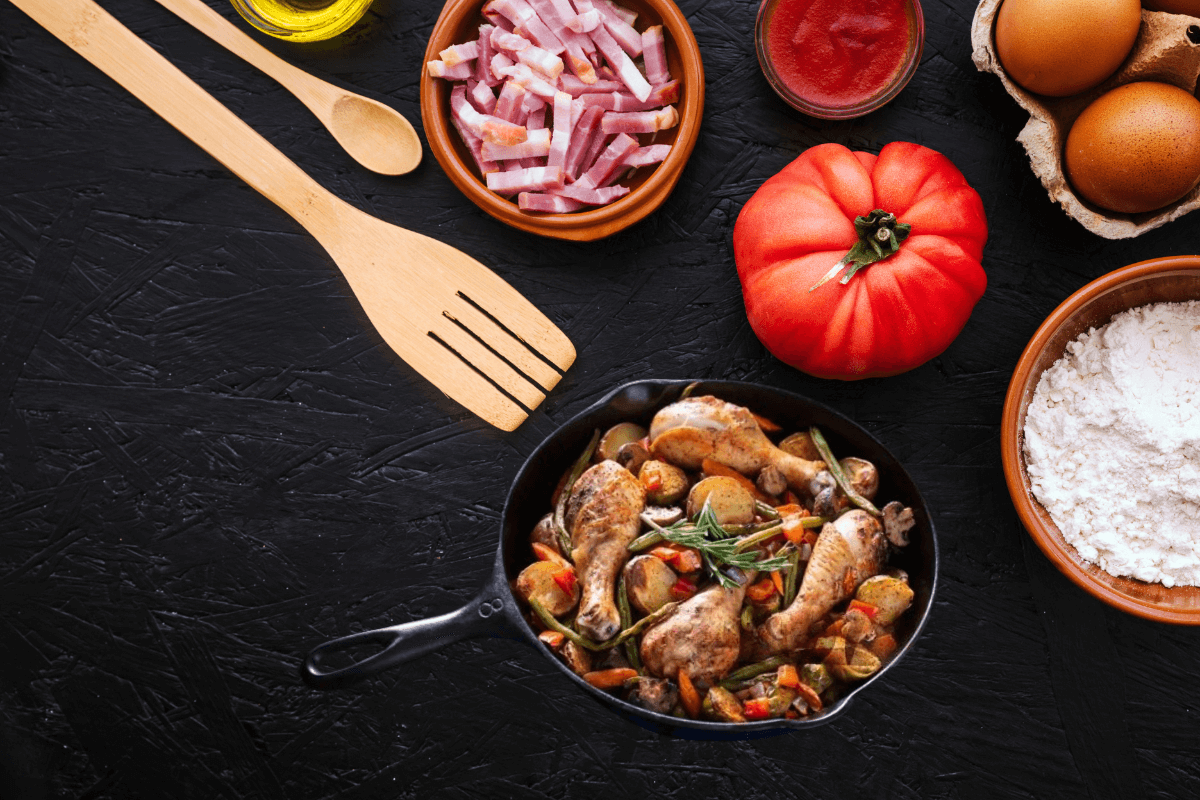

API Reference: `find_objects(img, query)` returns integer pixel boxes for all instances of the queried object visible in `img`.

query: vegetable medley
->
[514,392,917,723]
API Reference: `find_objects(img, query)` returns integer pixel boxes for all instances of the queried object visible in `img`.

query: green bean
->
[718,656,788,689]
[529,598,604,651]
[809,426,881,517]
[733,522,784,553]
[554,429,601,552]
[617,577,642,671]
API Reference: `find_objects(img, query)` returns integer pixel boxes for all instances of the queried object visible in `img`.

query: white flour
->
[1023,300,1200,587]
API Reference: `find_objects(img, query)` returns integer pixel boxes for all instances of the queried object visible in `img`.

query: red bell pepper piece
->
[742,697,771,720]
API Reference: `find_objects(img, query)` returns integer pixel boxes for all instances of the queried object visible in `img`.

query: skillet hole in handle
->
[302,589,516,690]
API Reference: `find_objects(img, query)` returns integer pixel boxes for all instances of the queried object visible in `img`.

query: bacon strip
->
[589,24,651,101]
[641,25,669,85]
[486,165,565,194]
[483,127,552,160]
[600,105,678,134]
[519,192,586,212]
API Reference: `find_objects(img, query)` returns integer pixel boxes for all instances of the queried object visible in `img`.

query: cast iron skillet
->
[303,379,938,737]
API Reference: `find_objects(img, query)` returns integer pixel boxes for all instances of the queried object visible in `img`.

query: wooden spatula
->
[10,0,575,431]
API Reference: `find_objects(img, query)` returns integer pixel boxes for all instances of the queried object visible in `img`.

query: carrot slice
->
[770,570,786,595]
[751,411,782,432]
[746,577,777,603]
[777,664,801,689]
[582,668,638,689]
[677,669,701,718]
[538,630,565,649]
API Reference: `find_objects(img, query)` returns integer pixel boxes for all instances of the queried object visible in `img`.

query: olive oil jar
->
[229,0,374,41]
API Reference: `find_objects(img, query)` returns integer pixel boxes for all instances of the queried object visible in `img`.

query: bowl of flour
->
[1002,256,1200,623]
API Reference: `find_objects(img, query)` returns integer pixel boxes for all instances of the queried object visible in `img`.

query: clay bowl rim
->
[419,0,705,242]
[1000,255,1200,624]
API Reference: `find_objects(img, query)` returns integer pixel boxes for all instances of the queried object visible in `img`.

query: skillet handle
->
[302,580,517,690]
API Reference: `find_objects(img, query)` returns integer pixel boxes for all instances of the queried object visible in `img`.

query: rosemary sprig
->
[647,502,792,589]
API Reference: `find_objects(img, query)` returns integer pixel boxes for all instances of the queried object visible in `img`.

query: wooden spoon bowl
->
[420,0,705,241]
[1001,256,1200,623]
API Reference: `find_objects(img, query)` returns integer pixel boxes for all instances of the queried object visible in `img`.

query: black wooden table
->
[2,0,1198,797]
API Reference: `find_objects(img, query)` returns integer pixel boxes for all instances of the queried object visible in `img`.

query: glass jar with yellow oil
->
[229,0,374,41]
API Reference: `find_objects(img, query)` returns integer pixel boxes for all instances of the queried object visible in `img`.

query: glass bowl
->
[754,0,925,120]
[228,0,374,42]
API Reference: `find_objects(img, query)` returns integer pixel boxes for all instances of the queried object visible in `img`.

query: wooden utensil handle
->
[151,0,328,108]
[11,0,338,233]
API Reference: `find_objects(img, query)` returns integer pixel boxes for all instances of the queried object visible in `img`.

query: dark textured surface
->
[1,0,1198,796]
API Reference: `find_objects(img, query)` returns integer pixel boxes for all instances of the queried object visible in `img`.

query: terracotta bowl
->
[420,0,704,241]
[1001,255,1200,623]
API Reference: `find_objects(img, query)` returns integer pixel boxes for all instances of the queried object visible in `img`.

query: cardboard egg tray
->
[972,2,1200,238]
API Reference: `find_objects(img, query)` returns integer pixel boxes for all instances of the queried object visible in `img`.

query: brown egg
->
[995,0,1142,97]
[1064,82,1200,215]
[1143,0,1200,13]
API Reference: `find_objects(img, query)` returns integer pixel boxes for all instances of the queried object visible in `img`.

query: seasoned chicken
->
[566,460,646,641]
[649,396,825,493]
[639,570,754,685]
[758,509,888,654]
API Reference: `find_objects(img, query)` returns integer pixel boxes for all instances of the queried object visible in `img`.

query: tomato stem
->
[809,209,912,292]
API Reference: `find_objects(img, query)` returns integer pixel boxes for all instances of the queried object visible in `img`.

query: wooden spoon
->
[153,0,421,175]
[12,0,574,430]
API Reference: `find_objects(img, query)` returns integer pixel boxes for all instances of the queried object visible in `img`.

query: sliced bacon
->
[623,143,671,168]
[641,25,669,85]
[600,105,678,134]
[441,41,481,67]
[486,165,565,194]
[452,84,529,145]
[519,192,586,212]
[560,75,624,95]
[589,24,651,101]
[577,132,639,188]
[427,60,474,80]
[491,52,515,80]
[433,0,674,215]
[517,44,565,78]
[555,182,630,204]
[476,25,498,85]
[494,80,527,122]
[491,26,532,54]
[563,104,605,180]
[470,80,499,114]
[483,127,552,160]
[547,91,575,168]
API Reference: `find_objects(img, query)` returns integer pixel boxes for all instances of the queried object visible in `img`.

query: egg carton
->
[972,2,1200,238]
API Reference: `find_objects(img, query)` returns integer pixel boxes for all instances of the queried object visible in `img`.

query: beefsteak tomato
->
[733,141,988,379]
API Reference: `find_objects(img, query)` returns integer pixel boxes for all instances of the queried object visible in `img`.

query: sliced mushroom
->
[530,513,561,555]
[882,501,915,547]
[560,640,593,676]
[840,457,879,501]
[598,422,648,462]
[616,441,650,474]
[626,677,679,715]
[641,505,684,527]
[756,464,787,497]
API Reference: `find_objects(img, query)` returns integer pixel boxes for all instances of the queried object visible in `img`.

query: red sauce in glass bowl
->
[756,0,924,118]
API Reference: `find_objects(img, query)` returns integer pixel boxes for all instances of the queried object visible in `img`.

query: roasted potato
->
[686,476,755,525]
[639,459,688,505]
[778,432,821,461]
[623,554,678,615]
[855,575,914,626]
[516,561,579,617]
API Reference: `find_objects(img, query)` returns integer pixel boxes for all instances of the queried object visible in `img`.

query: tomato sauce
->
[765,0,915,109]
